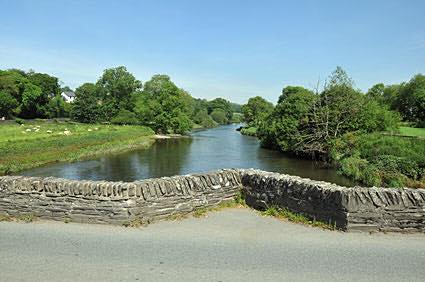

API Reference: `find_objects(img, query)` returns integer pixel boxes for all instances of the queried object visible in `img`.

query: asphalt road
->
[1,208,424,282]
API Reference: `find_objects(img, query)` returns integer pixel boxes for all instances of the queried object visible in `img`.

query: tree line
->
[0,69,71,119]
[0,66,242,133]
[240,67,425,187]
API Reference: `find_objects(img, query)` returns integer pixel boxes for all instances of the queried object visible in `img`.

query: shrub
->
[339,156,381,186]
[372,155,423,180]
[240,127,257,136]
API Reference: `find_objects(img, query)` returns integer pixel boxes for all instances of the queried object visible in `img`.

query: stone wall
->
[0,169,242,225]
[1,168,425,232]
[240,169,425,232]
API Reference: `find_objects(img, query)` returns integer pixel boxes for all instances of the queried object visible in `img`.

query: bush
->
[372,155,423,180]
[339,156,381,186]
[111,109,139,125]
[333,133,425,187]
[240,127,257,136]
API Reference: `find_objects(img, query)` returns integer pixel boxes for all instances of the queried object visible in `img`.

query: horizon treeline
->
[0,66,242,133]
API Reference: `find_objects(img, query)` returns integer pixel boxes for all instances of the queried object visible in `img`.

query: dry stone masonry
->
[1,168,424,232]
[0,169,242,225]
[240,169,425,232]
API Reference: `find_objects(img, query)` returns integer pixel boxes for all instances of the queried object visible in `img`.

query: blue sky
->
[1,0,424,103]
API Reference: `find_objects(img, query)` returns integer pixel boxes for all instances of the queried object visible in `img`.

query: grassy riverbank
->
[0,120,155,175]
[331,132,425,188]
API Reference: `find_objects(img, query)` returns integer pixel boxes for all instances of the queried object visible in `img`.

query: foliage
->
[331,133,425,187]
[71,83,104,123]
[28,71,60,96]
[230,112,243,123]
[133,74,193,134]
[46,95,71,118]
[207,98,233,123]
[397,74,425,127]
[230,102,242,113]
[240,126,257,136]
[210,109,228,124]
[0,69,62,118]
[111,109,139,125]
[0,91,18,117]
[258,67,400,157]
[192,109,217,128]
[257,86,317,152]
[96,66,142,115]
[241,96,273,127]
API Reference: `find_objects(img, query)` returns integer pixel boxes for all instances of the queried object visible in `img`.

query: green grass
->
[0,120,155,175]
[192,196,246,218]
[261,207,336,230]
[398,126,425,137]
[0,213,36,223]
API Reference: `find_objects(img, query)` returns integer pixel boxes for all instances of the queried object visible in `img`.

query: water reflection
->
[20,124,354,186]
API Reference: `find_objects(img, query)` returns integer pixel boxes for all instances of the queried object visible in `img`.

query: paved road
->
[1,208,424,282]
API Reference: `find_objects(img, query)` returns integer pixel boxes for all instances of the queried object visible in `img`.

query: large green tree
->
[397,74,425,126]
[134,74,193,134]
[207,98,232,123]
[71,83,104,123]
[0,91,18,118]
[96,66,142,118]
[241,96,273,127]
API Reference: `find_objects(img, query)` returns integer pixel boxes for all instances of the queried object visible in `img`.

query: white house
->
[61,91,76,103]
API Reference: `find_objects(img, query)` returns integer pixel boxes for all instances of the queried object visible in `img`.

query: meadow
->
[0,120,154,175]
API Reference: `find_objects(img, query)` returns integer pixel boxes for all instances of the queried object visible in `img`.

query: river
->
[20,124,353,186]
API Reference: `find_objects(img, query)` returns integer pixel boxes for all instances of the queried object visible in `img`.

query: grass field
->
[398,126,425,138]
[0,120,155,175]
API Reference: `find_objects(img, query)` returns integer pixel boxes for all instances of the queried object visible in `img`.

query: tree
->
[258,87,317,152]
[46,95,70,118]
[96,66,142,118]
[366,83,385,103]
[134,74,193,134]
[278,86,313,104]
[111,109,139,125]
[60,86,73,92]
[258,67,400,157]
[28,72,60,96]
[241,96,273,127]
[0,91,18,118]
[397,74,425,126]
[71,83,104,123]
[383,84,401,109]
[210,109,227,124]
[192,108,217,128]
[207,98,232,122]
[19,83,43,118]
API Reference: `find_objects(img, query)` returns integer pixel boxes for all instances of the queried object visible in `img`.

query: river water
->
[20,124,353,186]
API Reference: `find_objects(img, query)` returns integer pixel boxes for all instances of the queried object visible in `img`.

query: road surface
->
[1,208,424,281]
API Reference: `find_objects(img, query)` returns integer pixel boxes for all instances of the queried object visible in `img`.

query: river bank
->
[0,120,155,175]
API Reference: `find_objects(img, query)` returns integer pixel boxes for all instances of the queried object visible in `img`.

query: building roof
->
[62,91,76,97]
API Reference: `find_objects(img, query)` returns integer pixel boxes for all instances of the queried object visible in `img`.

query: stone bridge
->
[1,169,424,232]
